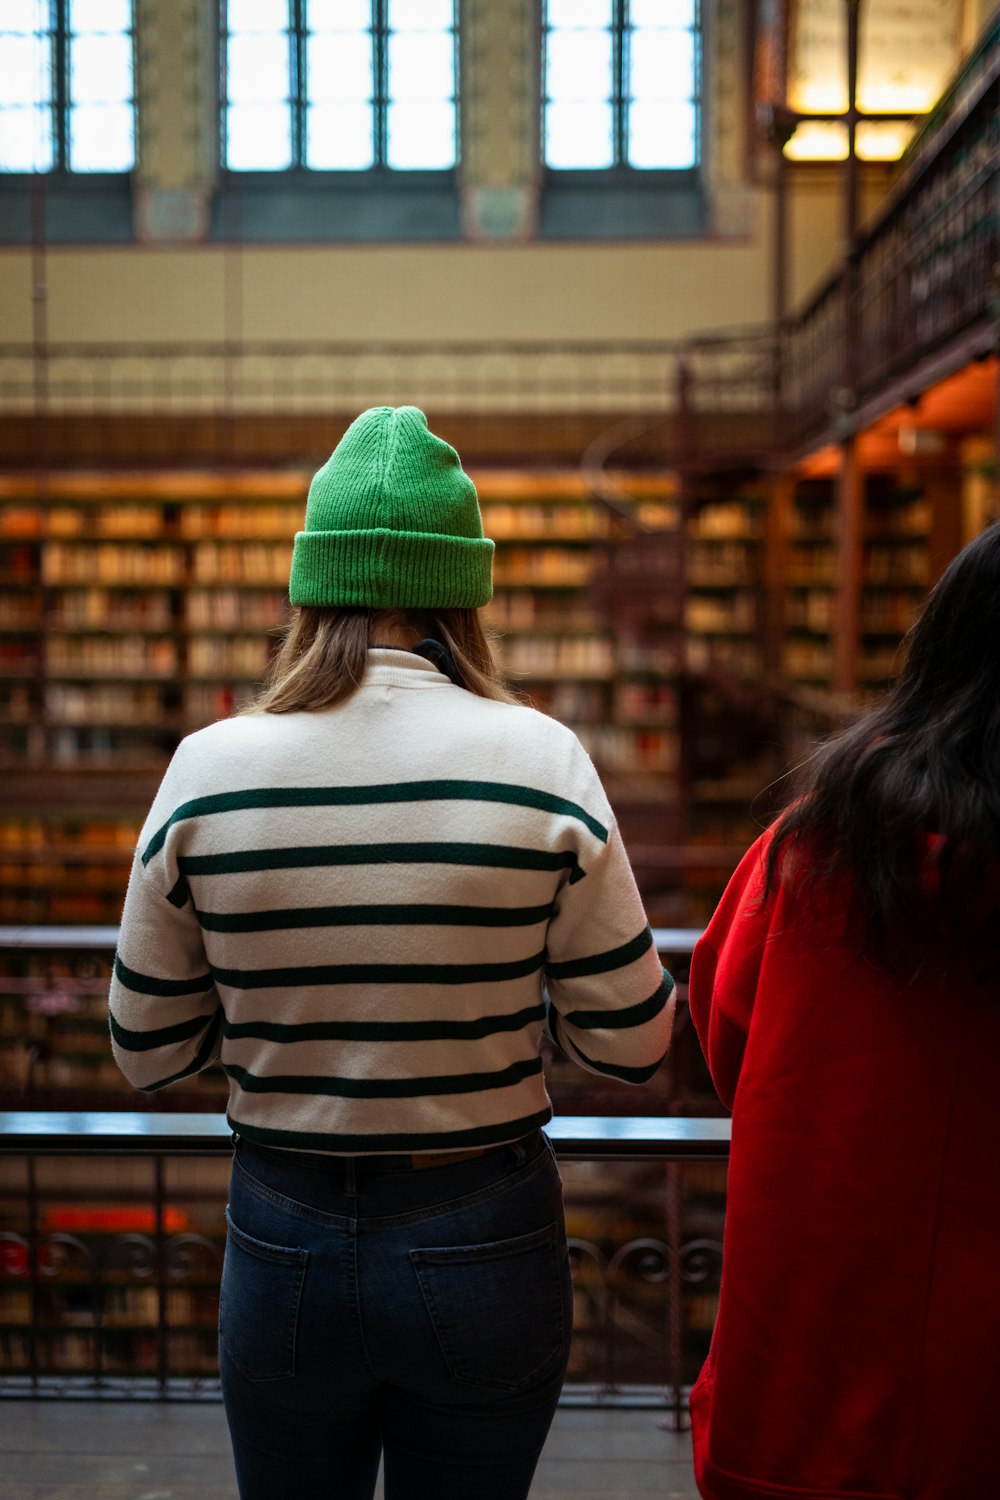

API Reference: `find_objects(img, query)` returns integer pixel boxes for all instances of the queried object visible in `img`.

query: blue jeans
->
[219,1130,572,1500]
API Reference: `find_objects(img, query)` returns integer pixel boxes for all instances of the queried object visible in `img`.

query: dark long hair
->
[765,520,1000,974]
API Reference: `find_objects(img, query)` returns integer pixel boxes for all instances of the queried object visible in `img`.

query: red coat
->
[688,827,1000,1500]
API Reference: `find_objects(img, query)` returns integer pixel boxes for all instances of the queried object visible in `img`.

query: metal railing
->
[0,1111,730,1419]
[0,925,699,951]
[0,340,682,419]
[0,927,728,1414]
[779,16,1000,452]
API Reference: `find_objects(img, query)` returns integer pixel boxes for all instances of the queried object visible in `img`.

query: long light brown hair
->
[243,607,519,715]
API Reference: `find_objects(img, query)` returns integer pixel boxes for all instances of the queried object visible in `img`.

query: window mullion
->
[55,0,68,169]
[693,0,702,167]
[374,0,387,167]
[294,0,306,167]
[615,0,627,169]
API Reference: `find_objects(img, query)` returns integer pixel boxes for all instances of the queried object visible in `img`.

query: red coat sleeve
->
[688,828,777,1111]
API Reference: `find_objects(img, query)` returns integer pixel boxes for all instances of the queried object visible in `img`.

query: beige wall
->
[1,177,872,352]
[2,238,773,346]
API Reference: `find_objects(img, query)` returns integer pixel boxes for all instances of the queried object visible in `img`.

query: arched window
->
[0,0,135,174]
[543,0,700,172]
[223,0,458,173]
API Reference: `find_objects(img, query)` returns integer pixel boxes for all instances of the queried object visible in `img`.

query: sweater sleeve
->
[687,829,775,1111]
[109,747,223,1092]
[544,820,675,1085]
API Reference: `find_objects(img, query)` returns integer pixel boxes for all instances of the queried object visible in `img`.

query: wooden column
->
[923,461,966,583]
[832,439,863,697]
[832,1,865,701]
[762,471,795,681]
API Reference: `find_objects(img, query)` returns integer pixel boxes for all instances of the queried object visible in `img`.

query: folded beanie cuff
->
[289,528,495,610]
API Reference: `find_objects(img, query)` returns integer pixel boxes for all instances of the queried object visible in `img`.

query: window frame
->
[0,0,137,179]
[538,0,704,239]
[220,0,460,178]
[540,0,702,177]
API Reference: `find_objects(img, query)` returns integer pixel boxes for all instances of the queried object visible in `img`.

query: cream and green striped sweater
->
[109,649,675,1153]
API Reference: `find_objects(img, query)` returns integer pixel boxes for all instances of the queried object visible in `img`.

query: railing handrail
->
[0,337,685,359]
[0,926,704,952]
[0,1109,730,1160]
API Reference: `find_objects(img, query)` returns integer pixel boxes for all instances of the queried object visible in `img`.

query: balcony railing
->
[0,340,680,419]
[0,927,728,1416]
[780,12,1000,452]
[0,1111,730,1420]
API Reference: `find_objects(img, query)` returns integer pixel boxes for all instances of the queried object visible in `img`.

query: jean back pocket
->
[410,1221,569,1393]
[219,1207,308,1382]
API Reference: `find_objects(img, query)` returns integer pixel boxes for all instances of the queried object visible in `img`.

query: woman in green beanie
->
[110,406,675,1500]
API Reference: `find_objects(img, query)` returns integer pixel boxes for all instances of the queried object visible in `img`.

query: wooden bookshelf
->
[0,468,687,927]
[775,473,938,696]
[780,478,837,689]
[685,493,766,681]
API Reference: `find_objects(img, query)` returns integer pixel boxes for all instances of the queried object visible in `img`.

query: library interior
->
[1,3,999,1498]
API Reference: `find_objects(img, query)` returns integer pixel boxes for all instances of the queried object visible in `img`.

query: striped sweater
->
[109,649,675,1153]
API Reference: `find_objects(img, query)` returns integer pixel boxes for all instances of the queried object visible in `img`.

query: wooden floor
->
[0,1400,700,1499]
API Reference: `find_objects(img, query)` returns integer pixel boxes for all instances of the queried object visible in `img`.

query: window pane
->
[629,27,695,100]
[308,0,369,28]
[0,34,51,108]
[0,104,53,171]
[545,30,612,102]
[228,0,289,30]
[627,98,696,167]
[547,0,611,28]
[386,100,455,168]
[388,32,454,101]
[389,0,453,30]
[70,0,132,31]
[69,101,134,169]
[307,101,373,167]
[226,102,292,168]
[630,0,695,26]
[3,0,51,34]
[783,121,847,160]
[70,33,133,104]
[545,100,613,168]
[227,33,289,103]
[856,120,916,162]
[307,31,372,102]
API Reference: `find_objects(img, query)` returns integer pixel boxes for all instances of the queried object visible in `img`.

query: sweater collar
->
[362,647,451,687]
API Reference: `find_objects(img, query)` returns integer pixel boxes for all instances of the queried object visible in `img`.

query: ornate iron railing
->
[0,927,728,1416]
[675,328,780,471]
[0,1111,730,1421]
[779,15,1000,452]
[0,340,680,418]
[852,68,1000,410]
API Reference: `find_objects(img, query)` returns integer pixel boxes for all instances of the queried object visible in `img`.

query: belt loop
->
[344,1157,357,1195]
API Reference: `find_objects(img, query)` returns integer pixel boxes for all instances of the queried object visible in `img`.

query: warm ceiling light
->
[856,120,917,160]
[783,122,848,160]
[782,117,918,162]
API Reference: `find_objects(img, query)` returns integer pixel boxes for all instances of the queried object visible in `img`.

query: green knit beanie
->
[289,406,494,609]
